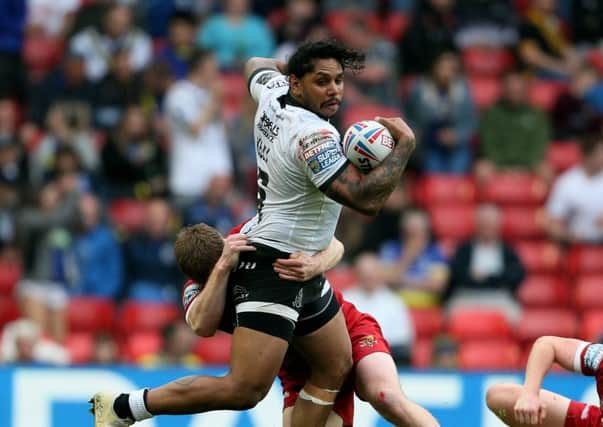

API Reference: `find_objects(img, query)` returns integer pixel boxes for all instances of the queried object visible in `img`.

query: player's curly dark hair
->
[286,40,365,78]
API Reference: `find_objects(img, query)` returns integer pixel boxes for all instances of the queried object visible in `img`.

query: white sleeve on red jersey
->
[574,342,603,375]
[182,279,204,325]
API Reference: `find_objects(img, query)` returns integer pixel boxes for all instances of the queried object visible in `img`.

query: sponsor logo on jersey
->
[266,78,288,89]
[233,285,250,303]
[256,71,277,86]
[300,129,335,151]
[292,289,303,309]
[182,282,202,310]
[257,112,279,142]
[307,148,343,173]
[359,335,376,348]
[583,344,603,373]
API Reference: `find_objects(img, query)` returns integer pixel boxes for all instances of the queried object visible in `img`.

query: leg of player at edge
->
[355,352,440,427]
[291,309,353,426]
[486,383,570,427]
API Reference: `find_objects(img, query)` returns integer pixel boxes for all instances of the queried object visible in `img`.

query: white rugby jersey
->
[245,69,349,254]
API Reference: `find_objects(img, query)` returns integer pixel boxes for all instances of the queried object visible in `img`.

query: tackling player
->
[183,223,439,427]
[486,335,603,426]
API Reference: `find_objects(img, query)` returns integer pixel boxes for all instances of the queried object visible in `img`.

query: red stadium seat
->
[468,76,502,110]
[195,332,232,365]
[0,296,20,328]
[429,204,476,241]
[546,141,581,173]
[517,309,578,343]
[448,309,513,341]
[325,11,379,39]
[68,297,116,333]
[409,307,444,339]
[501,207,547,240]
[23,35,64,80]
[412,338,433,369]
[220,73,247,120]
[518,275,570,308]
[528,80,567,112]
[0,261,22,296]
[459,340,520,370]
[479,173,548,205]
[514,241,562,274]
[574,275,603,310]
[123,331,163,362]
[381,12,410,42]
[414,175,476,206]
[341,104,403,129]
[325,267,357,292]
[65,332,94,364]
[462,47,514,77]
[119,301,180,333]
[581,310,603,342]
[108,199,148,233]
[566,245,603,275]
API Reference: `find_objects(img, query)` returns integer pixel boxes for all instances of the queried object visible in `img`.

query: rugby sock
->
[113,394,134,419]
[113,389,152,421]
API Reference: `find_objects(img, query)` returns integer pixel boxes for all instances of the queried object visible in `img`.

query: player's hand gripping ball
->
[342,120,395,173]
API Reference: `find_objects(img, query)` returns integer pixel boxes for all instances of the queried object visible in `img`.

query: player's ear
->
[289,75,301,97]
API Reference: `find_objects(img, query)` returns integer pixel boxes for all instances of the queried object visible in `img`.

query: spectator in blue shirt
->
[380,208,449,308]
[123,198,183,304]
[197,0,275,70]
[72,193,123,299]
[156,11,198,80]
[0,0,26,99]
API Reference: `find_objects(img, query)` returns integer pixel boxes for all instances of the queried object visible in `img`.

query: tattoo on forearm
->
[325,136,415,213]
[174,376,199,387]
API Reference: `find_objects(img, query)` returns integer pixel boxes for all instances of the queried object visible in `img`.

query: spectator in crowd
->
[141,320,201,367]
[30,103,97,187]
[197,0,275,70]
[517,0,579,79]
[445,204,525,323]
[0,318,69,365]
[91,332,120,365]
[357,182,408,254]
[92,48,144,130]
[380,208,449,308]
[551,66,603,140]
[72,193,122,299]
[164,49,232,209]
[455,0,518,48]
[405,51,477,174]
[101,105,166,199]
[543,132,603,243]
[43,145,95,194]
[155,11,198,80]
[339,15,400,106]
[139,61,174,121]
[123,198,182,304]
[343,253,415,365]
[27,52,95,127]
[477,71,552,182]
[0,0,26,100]
[183,175,237,235]
[570,0,603,48]
[0,100,29,248]
[273,0,320,61]
[16,177,80,342]
[69,3,152,82]
[400,0,458,74]
[27,0,80,38]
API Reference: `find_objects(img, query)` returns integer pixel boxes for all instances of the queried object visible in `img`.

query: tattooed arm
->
[324,117,416,216]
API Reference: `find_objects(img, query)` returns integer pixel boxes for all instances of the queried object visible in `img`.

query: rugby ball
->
[342,120,395,173]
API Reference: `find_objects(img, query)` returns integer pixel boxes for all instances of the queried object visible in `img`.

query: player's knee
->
[331,354,353,384]
[486,383,514,410]
[226,378,271,410]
